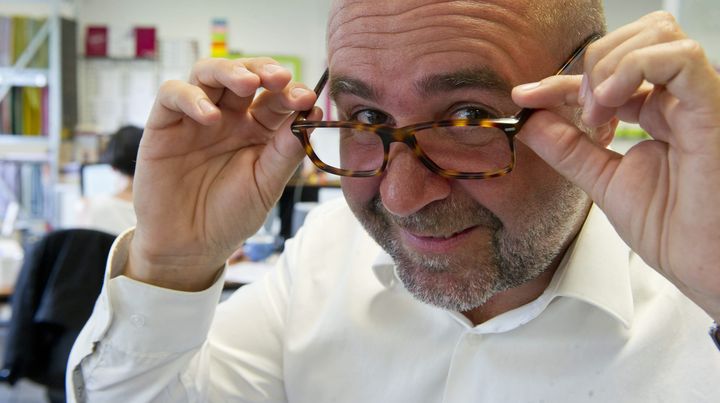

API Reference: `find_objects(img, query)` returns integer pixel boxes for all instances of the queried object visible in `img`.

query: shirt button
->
[130,314,146,327]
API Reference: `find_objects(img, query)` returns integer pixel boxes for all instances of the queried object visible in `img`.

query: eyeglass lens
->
[307,124,512,174]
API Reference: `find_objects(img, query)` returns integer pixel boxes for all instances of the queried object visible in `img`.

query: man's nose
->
[379,143,451,217]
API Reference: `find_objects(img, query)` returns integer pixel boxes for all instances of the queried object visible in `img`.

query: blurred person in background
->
[76,125,142,235]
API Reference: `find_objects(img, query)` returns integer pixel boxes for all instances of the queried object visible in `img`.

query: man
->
[68,0,720,401]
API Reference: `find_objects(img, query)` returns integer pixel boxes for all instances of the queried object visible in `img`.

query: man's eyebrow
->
[327,68,510,102]
[416,68,512,95]
[329,76,378,102]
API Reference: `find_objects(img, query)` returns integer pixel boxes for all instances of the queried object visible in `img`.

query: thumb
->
[517,110,622,206]
[257,107,323,189]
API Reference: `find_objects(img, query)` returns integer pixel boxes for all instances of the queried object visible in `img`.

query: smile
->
[399,226,478,254]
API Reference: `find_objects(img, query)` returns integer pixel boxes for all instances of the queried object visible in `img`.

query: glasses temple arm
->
[512,34,603,130]
[296,68,330,121]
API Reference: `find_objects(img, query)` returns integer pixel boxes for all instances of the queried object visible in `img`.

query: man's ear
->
[593,117,620,148]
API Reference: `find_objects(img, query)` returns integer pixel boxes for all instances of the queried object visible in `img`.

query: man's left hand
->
[512,11,720,322]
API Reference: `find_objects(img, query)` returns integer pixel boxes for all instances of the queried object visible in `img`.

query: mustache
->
[369,194,502,236]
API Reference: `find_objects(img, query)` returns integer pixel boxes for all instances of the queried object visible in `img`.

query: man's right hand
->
[122,58,319,291]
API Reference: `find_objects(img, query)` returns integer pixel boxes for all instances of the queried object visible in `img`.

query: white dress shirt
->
[68,199,720,402]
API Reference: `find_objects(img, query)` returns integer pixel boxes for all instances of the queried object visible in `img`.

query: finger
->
[213,58,294,111]
[593,40,720,114]
[513,75,583,108]
[513,74,654,128]
[635,88,674,143]
[586,11,686,88]
[254,107,324,208]
[242,58,294,92]
[517,110,622,207]
[189,58,262,101]
[249,84,317,131]
[579,11,689,128]
[147,80,220,129]
[612,82,654,123]
[189,58,293,111]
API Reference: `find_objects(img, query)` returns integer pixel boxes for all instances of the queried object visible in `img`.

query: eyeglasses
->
[291,34,601,179]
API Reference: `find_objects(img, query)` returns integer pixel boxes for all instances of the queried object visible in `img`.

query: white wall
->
[604,0,664,30]
[76,0,332,84]
[678,0,720,64]
[3,0,715,76]
[604,0,719,63]
[74,0,717,81]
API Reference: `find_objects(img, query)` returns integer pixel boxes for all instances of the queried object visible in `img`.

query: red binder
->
[134,27,156,58]
[85,26,107,57]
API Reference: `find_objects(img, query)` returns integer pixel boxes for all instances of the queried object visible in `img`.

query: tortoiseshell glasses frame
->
[290,34,602,179]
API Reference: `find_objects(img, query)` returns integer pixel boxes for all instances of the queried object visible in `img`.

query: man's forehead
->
[327,0,601,66]
[329,0,533,18]
[326,0,540,63]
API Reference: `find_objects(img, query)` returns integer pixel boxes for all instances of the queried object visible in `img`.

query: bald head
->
[328,0,606,63]
[529,0,606,60]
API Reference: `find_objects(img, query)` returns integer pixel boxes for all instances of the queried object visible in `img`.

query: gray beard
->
[352,180,589,312]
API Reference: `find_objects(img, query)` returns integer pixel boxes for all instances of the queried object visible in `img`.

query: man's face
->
[327,0,591,311]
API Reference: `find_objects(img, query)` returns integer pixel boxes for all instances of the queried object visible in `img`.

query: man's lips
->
[399,226,478,254]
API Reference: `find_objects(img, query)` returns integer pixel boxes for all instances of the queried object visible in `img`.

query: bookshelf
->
[0,0,77,233]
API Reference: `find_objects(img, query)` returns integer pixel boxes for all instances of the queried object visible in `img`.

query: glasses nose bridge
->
[376,126,418,150]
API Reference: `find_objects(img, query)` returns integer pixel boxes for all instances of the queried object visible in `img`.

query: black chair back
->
[0,228,116,399]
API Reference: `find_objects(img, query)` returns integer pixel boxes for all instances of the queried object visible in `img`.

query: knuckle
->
[257,56,279,64]
[190,58,229,77]
[246,56,279,67]
[291,82,311,91]
[190,57,214,71]
[159,80,182,93]
[677,39,705,59]
[583,42,601,68]
[584,42,598,64]
[653,19,682,41]
[590,58,615,84]
[649,10,677,24]
[196,57,215,65]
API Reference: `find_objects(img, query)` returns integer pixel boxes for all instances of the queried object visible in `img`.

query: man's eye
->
[352,110,389,125]
[450,107,495,120]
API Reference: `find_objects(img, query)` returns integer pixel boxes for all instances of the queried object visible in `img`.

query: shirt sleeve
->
[66,229,293,402]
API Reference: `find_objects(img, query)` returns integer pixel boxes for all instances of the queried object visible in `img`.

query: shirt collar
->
[371,204,634,329]
[548,204,634,328]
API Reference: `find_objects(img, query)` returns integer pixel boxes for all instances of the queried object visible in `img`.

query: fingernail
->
[264,64,285,74]
[582,90,594,124]
[291,87,310,98]
[198,98,217,115]
[579,74,589,105]
[517,81,541,92]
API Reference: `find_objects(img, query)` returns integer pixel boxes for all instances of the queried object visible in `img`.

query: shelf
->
[0,0,67,3]
[0,67,49,87]
[0,0,74,6]
[0,2,76,25]
[79,56,157,62]
[0,134,49,162]
[1,4,77,230]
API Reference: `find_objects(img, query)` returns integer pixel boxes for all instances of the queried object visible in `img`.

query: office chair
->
[0,228,116,402]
